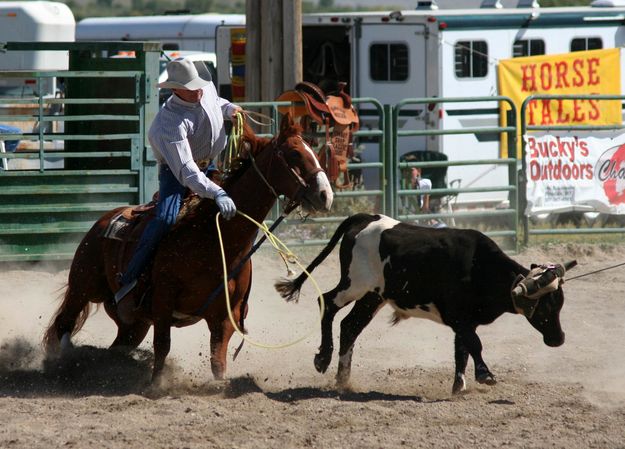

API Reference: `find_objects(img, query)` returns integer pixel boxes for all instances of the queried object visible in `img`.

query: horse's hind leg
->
[44,223,113,353]
[335,292,384,388]
[44,272,108,354]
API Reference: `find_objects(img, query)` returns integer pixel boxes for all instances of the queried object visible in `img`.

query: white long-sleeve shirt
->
[148,82,238,199]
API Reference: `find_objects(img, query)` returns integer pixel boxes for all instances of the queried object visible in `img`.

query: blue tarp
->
[0,124,21,152]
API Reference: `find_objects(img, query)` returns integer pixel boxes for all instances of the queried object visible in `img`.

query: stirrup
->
[114,279,138,304]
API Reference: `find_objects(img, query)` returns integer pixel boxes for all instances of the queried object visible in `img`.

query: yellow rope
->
[241,109,274,127]
[215,211,325,349]
[224,111,245,173]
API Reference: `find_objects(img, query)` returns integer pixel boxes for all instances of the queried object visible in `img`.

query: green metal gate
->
[0,42,160,262]
[393,96,520,251]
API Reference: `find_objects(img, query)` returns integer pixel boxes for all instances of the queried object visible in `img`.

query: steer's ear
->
[564,260,578,272]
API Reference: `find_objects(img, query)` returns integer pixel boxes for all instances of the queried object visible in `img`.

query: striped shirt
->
[148,82,238,199]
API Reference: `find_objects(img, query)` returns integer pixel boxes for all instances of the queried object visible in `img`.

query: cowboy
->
[115,57,242,305]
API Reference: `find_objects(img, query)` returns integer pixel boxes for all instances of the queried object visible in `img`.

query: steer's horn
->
[563,260,578,272]
[511,274,526,298]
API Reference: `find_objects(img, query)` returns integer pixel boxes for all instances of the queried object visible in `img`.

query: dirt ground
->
[1,241,625,449]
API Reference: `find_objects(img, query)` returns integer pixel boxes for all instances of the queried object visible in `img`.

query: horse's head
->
[273,113,333,212]
[239,113,333,212]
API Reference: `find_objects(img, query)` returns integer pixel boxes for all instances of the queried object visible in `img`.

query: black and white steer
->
[275,213,576,394]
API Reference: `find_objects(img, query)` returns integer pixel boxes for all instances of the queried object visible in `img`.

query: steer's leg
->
[314,288,341,373]
[335,292,384,389]
[456,327,496,388]
[452,334,470,394]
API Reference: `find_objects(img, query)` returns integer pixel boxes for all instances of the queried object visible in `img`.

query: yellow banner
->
[499,48,621,157]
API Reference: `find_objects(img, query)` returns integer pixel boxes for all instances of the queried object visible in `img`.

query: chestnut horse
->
[43,114,334,381]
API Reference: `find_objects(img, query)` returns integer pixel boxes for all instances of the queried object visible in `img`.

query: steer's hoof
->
[452,374,467,395]
[476,372,497,386]
[336,379,352,393]
[314,352,331,373]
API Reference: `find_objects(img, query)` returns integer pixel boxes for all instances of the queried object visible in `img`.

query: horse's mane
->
[221,118,303,188]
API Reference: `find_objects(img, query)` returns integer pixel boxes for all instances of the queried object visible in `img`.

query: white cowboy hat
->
[157,58,210,90]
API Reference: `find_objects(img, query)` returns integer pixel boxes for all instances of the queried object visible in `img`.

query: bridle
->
[248,134,323,213]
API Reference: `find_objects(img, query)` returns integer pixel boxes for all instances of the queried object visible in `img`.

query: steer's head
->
[511,260,577,347]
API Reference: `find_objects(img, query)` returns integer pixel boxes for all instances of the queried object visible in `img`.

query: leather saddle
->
[276,81,360,190]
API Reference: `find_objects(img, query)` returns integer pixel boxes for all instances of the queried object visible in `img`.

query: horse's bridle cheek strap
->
[273,150,312,201]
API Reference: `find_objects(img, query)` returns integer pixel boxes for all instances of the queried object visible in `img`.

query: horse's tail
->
[275,213,369,302]
[43,283,92,354]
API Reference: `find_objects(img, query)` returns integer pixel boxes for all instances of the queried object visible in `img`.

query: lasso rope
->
[566,261,625,282]
[241,110,274,127]
[215,211,325,349]
[223,111,245,173]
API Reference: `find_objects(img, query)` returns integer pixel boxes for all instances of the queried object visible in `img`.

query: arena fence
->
[393,96,520,252]
[16,49,623,261]
[0,42,160,261]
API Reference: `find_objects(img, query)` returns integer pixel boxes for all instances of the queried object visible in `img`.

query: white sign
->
[524,132,625,215]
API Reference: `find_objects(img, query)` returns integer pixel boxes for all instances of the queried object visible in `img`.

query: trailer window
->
[454,41,488,78]
[369,43,408,81]
[570,37,602,52]
[512,39,545,58]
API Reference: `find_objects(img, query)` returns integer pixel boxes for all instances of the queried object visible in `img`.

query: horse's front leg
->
[150,287,176,383]
[152,316,173,382]
[207,315,236,380]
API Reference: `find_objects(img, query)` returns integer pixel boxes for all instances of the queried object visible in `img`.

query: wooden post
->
[283,0,302,91]
[245,0,302,102]
[245,0,261,103]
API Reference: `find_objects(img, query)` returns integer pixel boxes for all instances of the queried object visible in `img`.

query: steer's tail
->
[275,213,373,302]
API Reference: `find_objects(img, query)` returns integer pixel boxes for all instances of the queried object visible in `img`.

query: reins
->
[565,260,625,281]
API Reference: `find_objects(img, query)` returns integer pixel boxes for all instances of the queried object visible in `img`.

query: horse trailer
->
[214,1,625,208]
[0,1,75,98]
[75,13,245,54]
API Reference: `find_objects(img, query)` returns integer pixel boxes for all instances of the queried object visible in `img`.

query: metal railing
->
[394,96,520,250]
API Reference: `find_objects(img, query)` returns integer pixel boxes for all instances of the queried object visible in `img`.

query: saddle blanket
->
[102,212,135,241]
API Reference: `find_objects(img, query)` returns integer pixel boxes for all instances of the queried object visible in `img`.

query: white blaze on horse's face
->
[301,138,334,211]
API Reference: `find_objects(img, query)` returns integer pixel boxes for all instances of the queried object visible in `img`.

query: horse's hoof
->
[452,374,467,395]
[476,372,497,386]
[60,332,74,353]
[142,381,165,399]
[314,353,331,373]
